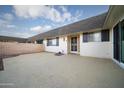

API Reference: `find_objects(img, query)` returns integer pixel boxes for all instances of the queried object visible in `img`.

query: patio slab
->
[0,52,124,88]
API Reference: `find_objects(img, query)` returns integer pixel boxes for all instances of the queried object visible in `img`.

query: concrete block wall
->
[0,42,44,58]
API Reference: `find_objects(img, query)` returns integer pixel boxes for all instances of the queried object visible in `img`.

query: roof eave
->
[103,6,114,29]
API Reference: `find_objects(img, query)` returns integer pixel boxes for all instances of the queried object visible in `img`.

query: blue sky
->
[0,5,109,38]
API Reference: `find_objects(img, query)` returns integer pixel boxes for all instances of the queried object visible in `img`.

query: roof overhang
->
[29,28,102,40]
[103,5,124,29]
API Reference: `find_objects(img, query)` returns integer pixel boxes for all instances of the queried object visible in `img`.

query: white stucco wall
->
[43,36,68,54]
[80,33,112,59]
[43,33,113,58]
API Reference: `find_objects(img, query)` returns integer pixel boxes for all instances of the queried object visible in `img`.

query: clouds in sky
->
[13,5,81,23]
[12,5,83,36]
[0,5,109,38]
[0,5,83,38]
[0,12,33,38]
[3,13,14,21]
[6,24,16,28]
[0,13,15,29]
[30,25,52,33]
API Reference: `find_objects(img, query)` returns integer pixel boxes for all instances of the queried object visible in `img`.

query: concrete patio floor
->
[0,52,124,88]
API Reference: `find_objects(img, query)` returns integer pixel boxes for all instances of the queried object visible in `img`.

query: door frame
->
[70,36,78,54]
[68,35,80,54]
[121,20,124,63]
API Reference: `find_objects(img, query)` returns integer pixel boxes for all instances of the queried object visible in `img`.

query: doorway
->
[113,23,120,62]
[113,19,124,63]
[121,20,124,63]
[70,36,78,53]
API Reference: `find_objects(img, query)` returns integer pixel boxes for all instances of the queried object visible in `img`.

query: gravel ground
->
[0,52,124,88]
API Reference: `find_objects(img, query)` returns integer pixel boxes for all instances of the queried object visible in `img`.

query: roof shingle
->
[29,12,107,41]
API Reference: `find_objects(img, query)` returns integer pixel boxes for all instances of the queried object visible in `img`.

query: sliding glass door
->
[113,24,120,62]
[113,19,124,63]
[121,20,124,63]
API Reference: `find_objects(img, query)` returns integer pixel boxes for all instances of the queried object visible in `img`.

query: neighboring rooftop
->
[29,12,107,41]
[0,35,27,43]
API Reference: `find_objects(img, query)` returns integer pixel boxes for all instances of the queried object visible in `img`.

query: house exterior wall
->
[43,32,113,59]
[80,32,112,59]
[43,36,68,54]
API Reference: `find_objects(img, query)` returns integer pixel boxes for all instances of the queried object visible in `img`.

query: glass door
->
[113,23,120,62]
[121,20,124,63]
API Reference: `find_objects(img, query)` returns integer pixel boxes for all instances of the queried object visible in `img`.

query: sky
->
[0,5,109,38]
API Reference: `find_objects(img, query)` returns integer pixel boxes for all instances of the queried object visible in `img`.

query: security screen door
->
[71,37,77,52]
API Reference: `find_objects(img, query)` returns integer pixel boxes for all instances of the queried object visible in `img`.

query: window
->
[36,39,43,44]
[47,39,52,46]
[88,33,94,42]
[83,30,109,42]
[101,29,109,41]
[94,32,101,42]
[83,33,88,42]
[47,37,59,46]
[83,32,101,42]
